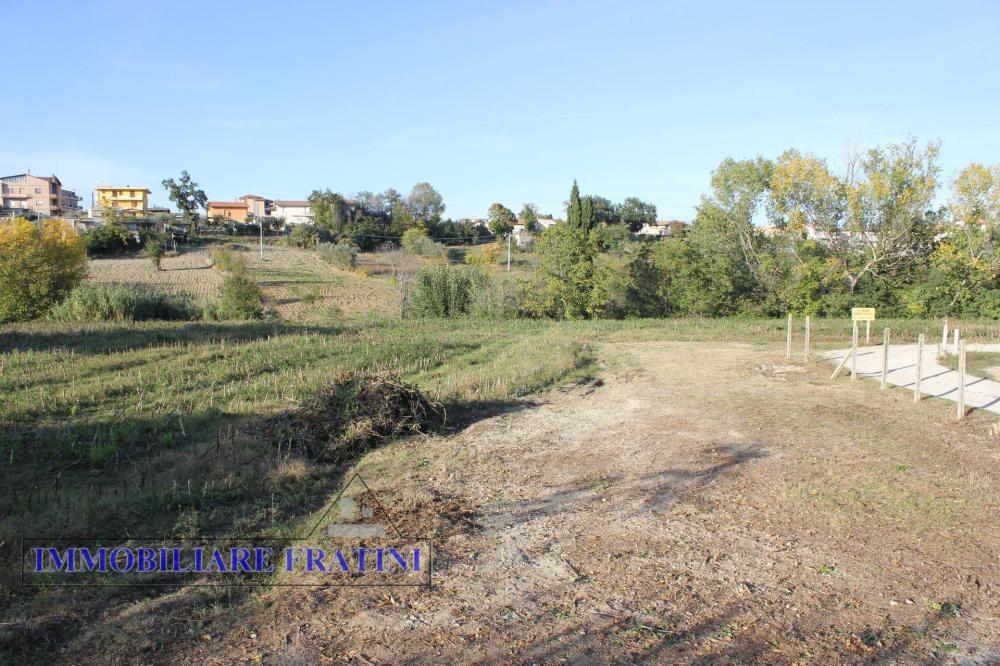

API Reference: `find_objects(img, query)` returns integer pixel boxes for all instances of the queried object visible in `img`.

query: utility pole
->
[259,215,264,260]
[506,232,512,272]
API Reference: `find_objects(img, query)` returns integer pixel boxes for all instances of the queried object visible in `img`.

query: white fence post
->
[851,322,859,382]
[957,339,967,420]
[880,328,890,390]
[786,313,792,359]
[804,316,811,364]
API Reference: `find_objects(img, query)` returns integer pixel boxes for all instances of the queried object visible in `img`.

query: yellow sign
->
[852,307,876,321]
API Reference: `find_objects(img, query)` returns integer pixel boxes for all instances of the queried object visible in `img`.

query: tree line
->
[523,139,1000,319]
[307,182,490,249]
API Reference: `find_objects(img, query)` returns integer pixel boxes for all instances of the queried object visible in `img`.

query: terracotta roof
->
[207,201,249,208]
[274,200,311,207]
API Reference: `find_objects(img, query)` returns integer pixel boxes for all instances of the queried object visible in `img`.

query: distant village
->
[0,170,688,246]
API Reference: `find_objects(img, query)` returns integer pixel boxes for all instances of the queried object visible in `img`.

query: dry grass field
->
[84,249,221,299]
[85,243,399,321]
[240,244,397,321]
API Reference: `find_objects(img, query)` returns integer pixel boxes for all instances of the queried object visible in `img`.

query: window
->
[34,187,41,194]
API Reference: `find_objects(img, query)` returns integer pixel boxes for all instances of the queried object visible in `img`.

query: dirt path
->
[822,343,1000,415]
[106,342,1000,665]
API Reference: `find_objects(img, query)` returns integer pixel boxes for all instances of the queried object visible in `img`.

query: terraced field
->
[243,244,397,320]
[84,250,222,299]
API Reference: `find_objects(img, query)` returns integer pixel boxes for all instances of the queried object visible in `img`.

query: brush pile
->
[273,370,445,463]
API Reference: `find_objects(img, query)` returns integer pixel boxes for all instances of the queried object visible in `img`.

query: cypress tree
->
[580,195,594,231]
[567,180,582,229]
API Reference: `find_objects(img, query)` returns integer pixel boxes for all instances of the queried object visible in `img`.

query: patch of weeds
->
[301,287,323,305]
[817,564,835,575]
[499,608,519,622]
[627,617,672,640]
[930,601,961,618]
[173,509,202,538]
[86,441,120,466]
[859,629,881,647]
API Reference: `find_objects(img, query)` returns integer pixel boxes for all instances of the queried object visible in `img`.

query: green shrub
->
[287,224,331,248]
[402,228,446,257]
[593,224,633,253]
[206,274,264,320]
[144,233,167,270]
[48,285,200,322]
[318,241,358,270]
[411,262,490,317]
[85,221,133,254]
[210,247,248,275]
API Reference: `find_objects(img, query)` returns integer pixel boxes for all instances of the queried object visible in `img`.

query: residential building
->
[638,220,688,238]
[207,201,249,222]
[1,172,65,216]
[536,217,561,230]
[238,194,274,218]
[95,185,151,216]
[273,200,313,225]
[511,222,535,247]
[60,188,81,211]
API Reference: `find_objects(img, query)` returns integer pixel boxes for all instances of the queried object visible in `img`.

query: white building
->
[511,222,534,247]
[639,220,688,238]
[273,200,313,225]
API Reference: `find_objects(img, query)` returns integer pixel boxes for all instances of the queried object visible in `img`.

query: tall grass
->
[317,241,358,270]
[209,247,249,274]
[47,285,200,322]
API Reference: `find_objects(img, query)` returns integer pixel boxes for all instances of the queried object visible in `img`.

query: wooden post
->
[942,319,949,355]
[953,329,960,356]
[851,322,859,382]
[786,313,792,359]
[830,347,854,380]
[865,320,871,344]
[880,328,890,390]
[914,333,924,402]
[803,315,811,364]
[957,339,967,420]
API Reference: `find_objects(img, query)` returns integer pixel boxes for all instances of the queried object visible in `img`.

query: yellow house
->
[95,185,150,216]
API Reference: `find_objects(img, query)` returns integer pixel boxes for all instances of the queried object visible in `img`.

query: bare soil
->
[68,342,1000,664]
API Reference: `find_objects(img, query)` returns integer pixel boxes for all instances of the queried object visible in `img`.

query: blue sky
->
[2,1,998,219]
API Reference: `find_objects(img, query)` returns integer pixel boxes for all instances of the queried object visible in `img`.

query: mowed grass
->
[0,317,602,654]
[0,319,597,570]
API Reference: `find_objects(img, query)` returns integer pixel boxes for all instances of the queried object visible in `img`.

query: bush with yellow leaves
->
[0,217,87,322]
